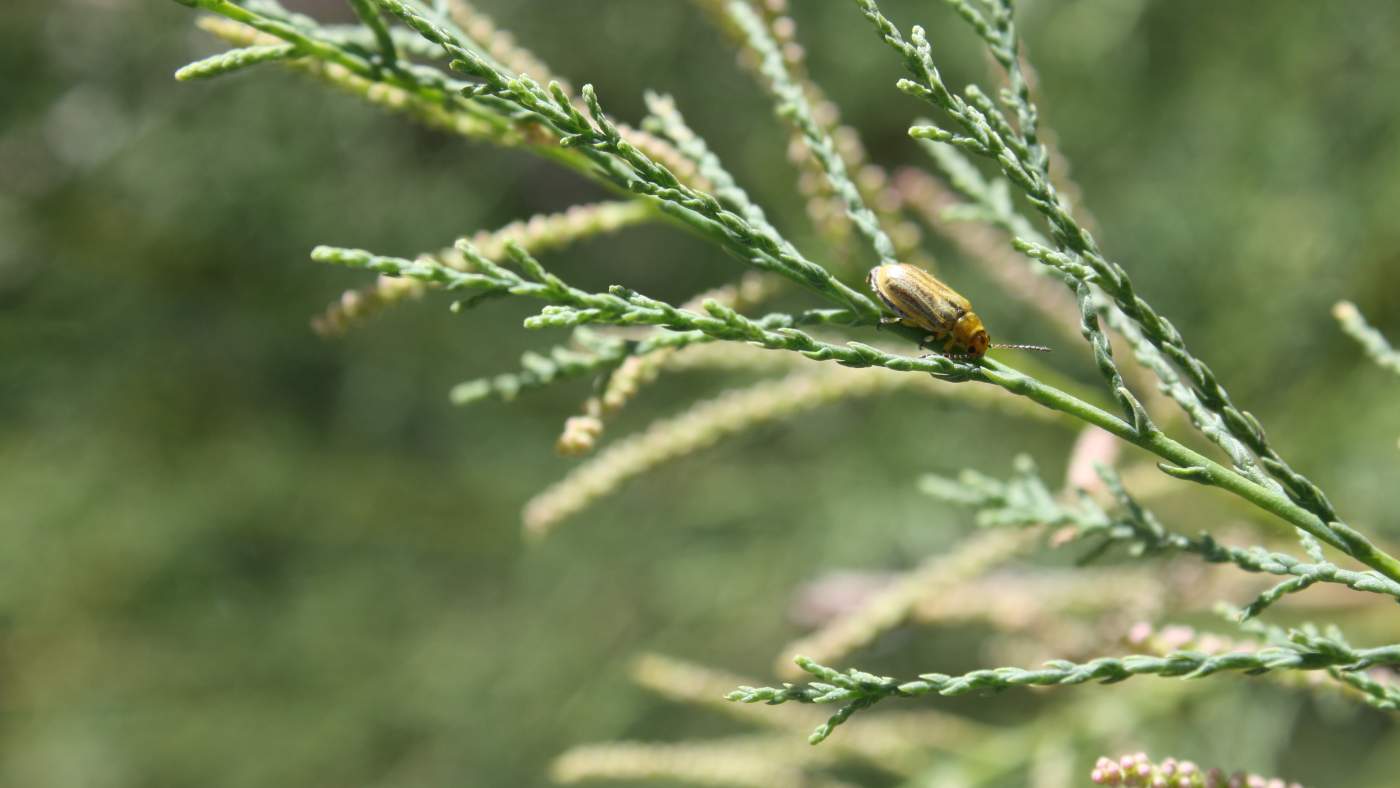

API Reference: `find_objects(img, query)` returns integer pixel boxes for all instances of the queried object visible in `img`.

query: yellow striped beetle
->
[868,263,1050,359]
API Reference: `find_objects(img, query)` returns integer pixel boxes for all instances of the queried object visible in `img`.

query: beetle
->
[868,262,1050,359]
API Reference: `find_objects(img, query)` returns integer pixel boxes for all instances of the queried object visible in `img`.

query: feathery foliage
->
[164,0,1400,782]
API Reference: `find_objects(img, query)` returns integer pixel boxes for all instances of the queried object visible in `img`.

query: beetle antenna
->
[992,343,1052,352]
[920,352,982,361]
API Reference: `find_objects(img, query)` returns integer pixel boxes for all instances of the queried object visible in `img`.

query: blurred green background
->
[3,0,1400,785]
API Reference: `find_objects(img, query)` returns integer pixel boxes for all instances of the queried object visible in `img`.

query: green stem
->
[188,0,370,74]
[347,0,398,64]
[979,359,1400,584]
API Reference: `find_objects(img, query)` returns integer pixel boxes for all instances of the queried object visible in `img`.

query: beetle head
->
[954,312,990,358]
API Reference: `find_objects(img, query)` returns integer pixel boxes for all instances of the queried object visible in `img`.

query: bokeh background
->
[4,0,1400,785]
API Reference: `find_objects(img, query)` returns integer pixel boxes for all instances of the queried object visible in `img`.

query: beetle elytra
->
[867,263,1051,359]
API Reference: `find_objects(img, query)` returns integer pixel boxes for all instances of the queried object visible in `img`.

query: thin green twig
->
[920,457,1400,615]
[174,43,298,80]
[727,0,897,263]
[346,0,398,64]
[731,637,1400,743]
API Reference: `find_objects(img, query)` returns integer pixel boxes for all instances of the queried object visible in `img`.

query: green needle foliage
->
[370,0,880,319]
[174,42,297,80]
[731,632,1400,744]
[727,0,897,264]
[919,457,1400,619]
[166,0,1400,774]
[856,0,1369,554]
[312,242,914,361]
